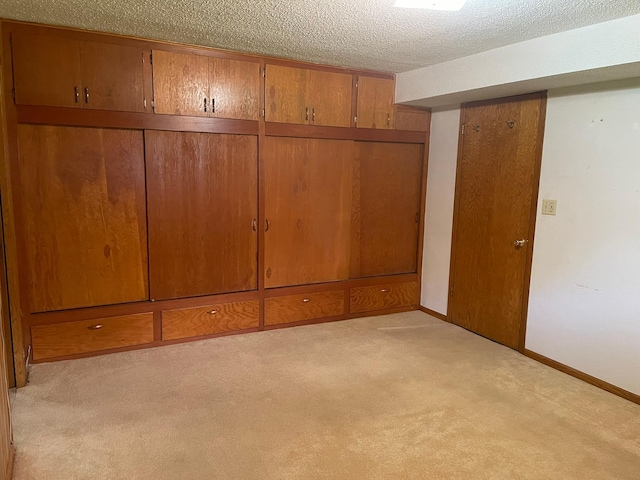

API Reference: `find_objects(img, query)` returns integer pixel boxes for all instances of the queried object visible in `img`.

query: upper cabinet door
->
[351,142,423,278]
[395,106,431,132]
[12,33,82,108]
[307,70,353,127]
[209,57,260,120]
[152,50,209,116]
[146,131,258,300]
[356,76,395,129]
[79,41,147,113]
[264,137,353,288]
[265,64,309,124]
[17,125,149,312]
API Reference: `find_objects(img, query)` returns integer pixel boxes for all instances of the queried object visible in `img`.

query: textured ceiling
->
[1,0,639,73]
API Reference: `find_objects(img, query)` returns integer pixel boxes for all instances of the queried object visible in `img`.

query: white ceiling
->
[1,0,639,73]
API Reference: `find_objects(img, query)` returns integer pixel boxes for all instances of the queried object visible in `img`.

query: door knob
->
[514,239,528,248]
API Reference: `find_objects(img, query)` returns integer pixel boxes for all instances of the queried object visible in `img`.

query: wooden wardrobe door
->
[351,142,423,278]
[356,76,395,129]
[146,131,258,300]
[17,126,149,312]
[209,57,260,120]
[11,33,82,108]
[264,137,353,288]
[265,64,309,124]
[152,50,209,116]
[79,41,147,112]
[307,70,353,127]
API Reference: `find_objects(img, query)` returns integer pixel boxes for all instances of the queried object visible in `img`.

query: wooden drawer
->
[265,290,345,326]
[162,300,259,341]
[31,313,154,361]
[350,281,419,314]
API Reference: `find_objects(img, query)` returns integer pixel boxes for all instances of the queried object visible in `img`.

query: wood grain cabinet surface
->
[356,76,395,129]
[351,142,424,278]
[395,106,431,132]
[31,313,154,361]
[265,290,345,326]
[17,125,149,312]
[162,300,260,341]
[350,282,419,314]
[265,64,352,127]
[145,131,258,300]
[12,32,149,112]
[152,49,260,120]
[263,137,353,288]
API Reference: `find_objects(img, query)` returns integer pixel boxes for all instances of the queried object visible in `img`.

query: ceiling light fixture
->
[393,0,467,11]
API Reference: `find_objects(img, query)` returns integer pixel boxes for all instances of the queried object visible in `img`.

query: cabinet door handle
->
[208,309,218,315]
[87,324,103,330]
[212,98,215,113]
[312,108,316,122]
[204,98,207,112]
[380,288,389,293]
[265,219,271,232]
[387,113,390,127]
[252,219,257,231]
[302,298,310,303]
[74,86,80,103]
[84,87,90,103]
[305,107,309,121]
[415,212,419,224]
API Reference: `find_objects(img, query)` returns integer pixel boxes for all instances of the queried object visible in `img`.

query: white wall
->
[396,14,640,108]
[420,108,459,314]
[421,79,640,396]
[526,79,640,396]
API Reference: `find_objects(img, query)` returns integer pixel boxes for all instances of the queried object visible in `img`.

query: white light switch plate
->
[542,199,557,216]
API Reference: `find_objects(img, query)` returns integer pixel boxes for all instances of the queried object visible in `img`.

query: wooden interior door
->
[17,126,149,312]
[152,50,209,116]
[209,57,260,120]
[264,137,353,288]
[356,76,395,129]
[450,93,545,349]
[11,33,82,108]
[351,142,423,278]
[79,41,147,112]
[265,64,309,124]
[146,131,258,300]
[307,70,353,127]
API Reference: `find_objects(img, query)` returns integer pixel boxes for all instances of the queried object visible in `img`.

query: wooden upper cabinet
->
[79,41,147,112]
[11,32,148,112]
[12,33,82,108]
[265,64,352,127]
[356,76,395,129]
[145,131,258,300]
[152,50,209,117]
[209,57,260,120]
[17,125,149,312]
[351,142,424,278]
[395,106,431,132]
[152,50,260,120]
[263,137,353,288]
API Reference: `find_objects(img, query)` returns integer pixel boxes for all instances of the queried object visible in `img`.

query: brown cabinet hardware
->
[87,324,103,330]
[84,87,90,103]
[74,86,80,102]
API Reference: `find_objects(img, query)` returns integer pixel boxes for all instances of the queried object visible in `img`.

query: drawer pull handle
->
[208,309,218,315]
[87,324,103,330]
[302,298,311,303]
[380,289,389,293]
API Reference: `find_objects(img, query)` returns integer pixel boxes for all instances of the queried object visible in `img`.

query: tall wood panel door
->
[265,64,309,124]
[351,142,423,278]
[79,41,147,112]
[209,57,260,121]
[152,50,209,116]
[146,131,258,300]
[307,70,353,127]
[356,76,395,129]
[17,126,149,312]
[450,93,545,350]
[264,137,353,288]
[11,33,82,108]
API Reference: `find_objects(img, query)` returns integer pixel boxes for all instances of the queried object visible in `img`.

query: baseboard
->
[524,349,640,406]
[418,306,448,322]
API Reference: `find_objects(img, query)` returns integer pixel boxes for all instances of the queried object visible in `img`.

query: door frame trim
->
[447,91,548,353]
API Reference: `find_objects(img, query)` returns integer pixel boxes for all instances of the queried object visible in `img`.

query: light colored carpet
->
[10,311,640,479]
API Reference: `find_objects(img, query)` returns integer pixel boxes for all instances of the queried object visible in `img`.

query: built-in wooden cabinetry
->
[1,21,430,369]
